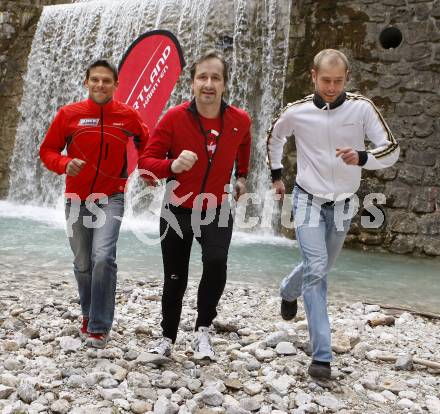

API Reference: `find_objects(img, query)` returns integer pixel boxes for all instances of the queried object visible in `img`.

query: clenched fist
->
[171,150,198,174]
[66,158,86,176]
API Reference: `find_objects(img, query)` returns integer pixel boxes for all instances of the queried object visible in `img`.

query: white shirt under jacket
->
[267,92,400,201]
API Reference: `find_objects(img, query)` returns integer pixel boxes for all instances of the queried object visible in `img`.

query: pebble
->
[275,341,296,355]
[0,277,437,414]
[50,399,71,414]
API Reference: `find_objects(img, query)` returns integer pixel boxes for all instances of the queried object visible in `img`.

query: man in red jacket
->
[40,60,149,349]
[138,50,252,360]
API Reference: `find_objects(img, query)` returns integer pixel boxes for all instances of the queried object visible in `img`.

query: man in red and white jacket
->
[138,50,251,360]
[40,60,149,349]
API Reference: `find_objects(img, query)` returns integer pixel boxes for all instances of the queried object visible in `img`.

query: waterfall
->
[7,0,291,228]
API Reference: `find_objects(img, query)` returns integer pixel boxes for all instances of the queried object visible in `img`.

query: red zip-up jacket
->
[40,98,149,200]
[138,100,252,209]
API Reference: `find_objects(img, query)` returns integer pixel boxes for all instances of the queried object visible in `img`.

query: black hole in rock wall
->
[379,27,403,49]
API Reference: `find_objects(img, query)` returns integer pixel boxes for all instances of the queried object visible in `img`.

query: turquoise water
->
[0,201,439,313]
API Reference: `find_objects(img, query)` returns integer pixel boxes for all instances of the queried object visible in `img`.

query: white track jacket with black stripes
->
[267,92,400,200]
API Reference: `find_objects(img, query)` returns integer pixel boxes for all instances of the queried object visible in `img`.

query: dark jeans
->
[160,204,233,342]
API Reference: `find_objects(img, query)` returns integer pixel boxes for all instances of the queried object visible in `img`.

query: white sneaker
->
[148,337,172,357]
[193,327,216,361]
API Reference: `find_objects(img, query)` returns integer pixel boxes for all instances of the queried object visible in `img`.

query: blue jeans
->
[65,193,124,333]
[280,186,352,362]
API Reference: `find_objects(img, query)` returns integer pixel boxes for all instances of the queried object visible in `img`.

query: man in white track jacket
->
[267,49,399,379]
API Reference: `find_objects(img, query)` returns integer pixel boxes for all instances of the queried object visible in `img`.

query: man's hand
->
[171,150,198,174]
[272,179,285,200]
[66,158,86,176]
[233,177,246,201]
[336,147,359,165]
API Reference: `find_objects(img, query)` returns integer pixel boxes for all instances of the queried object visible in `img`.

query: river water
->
[1,200,439,314]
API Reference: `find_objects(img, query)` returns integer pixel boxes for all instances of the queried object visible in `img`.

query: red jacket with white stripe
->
[138,99,252,209]
[39,98,149,200]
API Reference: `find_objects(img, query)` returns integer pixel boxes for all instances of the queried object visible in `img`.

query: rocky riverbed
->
[0,270,439,414]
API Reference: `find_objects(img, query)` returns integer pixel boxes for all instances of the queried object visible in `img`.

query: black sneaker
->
[280,299,297,320]
[308,360,331,379]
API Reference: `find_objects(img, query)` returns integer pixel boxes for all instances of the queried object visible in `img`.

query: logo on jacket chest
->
[78,118,100,126]
[206,129,219,158]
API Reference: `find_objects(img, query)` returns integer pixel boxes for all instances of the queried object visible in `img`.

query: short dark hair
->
[86,59,118,82]
[190,49,228,84]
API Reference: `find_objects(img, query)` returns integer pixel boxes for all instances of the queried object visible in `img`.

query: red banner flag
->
[115,30,185,175]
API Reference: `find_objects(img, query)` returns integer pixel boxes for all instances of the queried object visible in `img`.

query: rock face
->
[281,0,440,256]
[0,277,439,414]
[0,0,71,198]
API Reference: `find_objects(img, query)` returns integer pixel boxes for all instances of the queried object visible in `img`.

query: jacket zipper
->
[197,115,224,195]
[326,103,337,195]
[89,106,105,195]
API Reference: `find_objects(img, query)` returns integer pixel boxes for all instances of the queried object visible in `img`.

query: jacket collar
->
[187,98,229,116]
[313,91,346,110]
[86,97,116,113]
